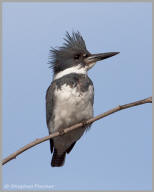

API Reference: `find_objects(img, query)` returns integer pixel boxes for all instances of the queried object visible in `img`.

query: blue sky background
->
[2,2,152,191]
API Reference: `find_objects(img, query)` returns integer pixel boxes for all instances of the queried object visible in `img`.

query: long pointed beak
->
[85,52,120,64]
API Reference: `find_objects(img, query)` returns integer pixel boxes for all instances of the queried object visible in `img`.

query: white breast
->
[48,83,94,155]
[49,84,94,133]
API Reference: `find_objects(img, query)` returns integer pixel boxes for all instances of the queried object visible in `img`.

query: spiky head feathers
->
[49,31,91,74]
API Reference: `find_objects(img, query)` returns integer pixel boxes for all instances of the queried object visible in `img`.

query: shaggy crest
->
[49,31,90,74]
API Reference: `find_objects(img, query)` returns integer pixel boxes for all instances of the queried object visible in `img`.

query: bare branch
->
[2,96,152,166]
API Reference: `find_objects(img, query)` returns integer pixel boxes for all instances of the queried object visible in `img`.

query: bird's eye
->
[74,54,80,60]
[83,54,88,58]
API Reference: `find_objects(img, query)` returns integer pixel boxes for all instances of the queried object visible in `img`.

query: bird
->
[46,31,119,167]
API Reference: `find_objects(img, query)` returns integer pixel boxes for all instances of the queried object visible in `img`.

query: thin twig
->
[2,96,152,165]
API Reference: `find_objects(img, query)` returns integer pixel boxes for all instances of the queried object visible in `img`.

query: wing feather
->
[46,83,56,154]
[46,83,55,126]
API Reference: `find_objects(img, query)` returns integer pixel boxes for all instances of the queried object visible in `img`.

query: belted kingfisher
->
[46,31,119,167]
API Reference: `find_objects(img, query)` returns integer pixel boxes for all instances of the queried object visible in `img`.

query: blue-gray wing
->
[46,82,56,153]
[46,82,55,127]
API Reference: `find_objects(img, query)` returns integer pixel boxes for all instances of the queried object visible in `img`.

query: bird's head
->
[49,31,119,80]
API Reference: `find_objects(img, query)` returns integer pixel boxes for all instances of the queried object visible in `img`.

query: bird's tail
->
[51,149,66,167]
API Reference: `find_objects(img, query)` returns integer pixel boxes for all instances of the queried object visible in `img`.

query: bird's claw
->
[82,120,88,127]
[59,130,65,136]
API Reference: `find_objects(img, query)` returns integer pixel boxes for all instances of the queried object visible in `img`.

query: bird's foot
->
[81,120,89,127]
[59,129,65,136]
